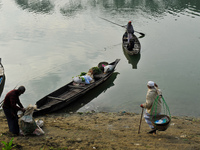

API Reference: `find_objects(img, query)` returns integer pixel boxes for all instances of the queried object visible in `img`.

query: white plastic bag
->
[104,65,114,73]
[35,119,44,128]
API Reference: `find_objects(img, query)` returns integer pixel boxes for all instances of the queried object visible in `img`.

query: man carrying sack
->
[2,86,26,135]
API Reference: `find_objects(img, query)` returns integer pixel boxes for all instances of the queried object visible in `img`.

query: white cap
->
[147,81,154,87]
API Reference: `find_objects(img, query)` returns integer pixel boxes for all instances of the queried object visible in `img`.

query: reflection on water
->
[60,0,84,17]
[166,0,200,16]
[57,72,119,113]
[13,0,200,18]
[15,0,54,14]
[123,48,141,69]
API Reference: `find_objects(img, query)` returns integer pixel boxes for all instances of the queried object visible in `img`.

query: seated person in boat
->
[127,38,135,50]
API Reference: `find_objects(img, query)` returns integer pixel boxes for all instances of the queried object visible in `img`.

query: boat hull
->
[33,59,120,116]
[122,32,141,55]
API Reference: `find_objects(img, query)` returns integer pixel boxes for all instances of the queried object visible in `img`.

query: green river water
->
[0,0,200,117]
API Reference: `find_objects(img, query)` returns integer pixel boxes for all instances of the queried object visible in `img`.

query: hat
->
[147,81,154,87]
[128,21,131,23]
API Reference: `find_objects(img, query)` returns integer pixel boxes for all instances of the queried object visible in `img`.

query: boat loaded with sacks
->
[122,32,141,55]
[33,59,120,116]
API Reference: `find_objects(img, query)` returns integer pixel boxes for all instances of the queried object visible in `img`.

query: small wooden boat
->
[0,58,6,97]
[33,59,120,116]
[122,32,141,55]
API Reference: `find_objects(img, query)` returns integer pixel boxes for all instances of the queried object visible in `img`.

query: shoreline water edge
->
[0,110,200,150]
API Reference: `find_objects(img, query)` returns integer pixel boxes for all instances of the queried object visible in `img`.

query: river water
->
[0,0,200,117]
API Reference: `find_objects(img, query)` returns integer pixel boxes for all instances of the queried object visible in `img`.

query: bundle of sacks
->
[102,64,115,74]
[19,104,44,136]
[73,69,94,85]
[72,64,115,85]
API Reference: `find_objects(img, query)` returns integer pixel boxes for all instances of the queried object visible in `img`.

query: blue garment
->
[83,75,92,84]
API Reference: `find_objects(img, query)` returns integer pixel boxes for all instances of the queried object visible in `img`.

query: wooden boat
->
[55,72,119,113]
[0,58,5,97]
[122,32,141,55]
[33,59,120,116]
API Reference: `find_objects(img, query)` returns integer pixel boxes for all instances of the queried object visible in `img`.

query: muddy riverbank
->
[0,111,200,150]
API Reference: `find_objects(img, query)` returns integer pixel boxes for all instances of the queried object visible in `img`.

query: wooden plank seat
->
[68,85,86,89]
[48,96,65,101]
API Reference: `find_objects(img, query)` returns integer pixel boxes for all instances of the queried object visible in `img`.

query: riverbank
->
[0,110,200,150]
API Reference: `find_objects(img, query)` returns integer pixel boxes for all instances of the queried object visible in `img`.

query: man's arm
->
[10,96,23,111]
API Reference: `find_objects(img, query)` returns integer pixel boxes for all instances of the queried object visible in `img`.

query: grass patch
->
[1,137,15,150]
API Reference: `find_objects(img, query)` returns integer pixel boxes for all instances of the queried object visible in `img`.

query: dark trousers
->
[3,107,19,135]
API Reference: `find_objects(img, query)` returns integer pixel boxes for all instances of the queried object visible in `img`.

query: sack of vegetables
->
[91,66,102,75]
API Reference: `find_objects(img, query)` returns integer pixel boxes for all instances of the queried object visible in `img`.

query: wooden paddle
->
[99,17,145,37]
[138,107,144,134]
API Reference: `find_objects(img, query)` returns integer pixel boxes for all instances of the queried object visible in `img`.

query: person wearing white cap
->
[140,81,162,134]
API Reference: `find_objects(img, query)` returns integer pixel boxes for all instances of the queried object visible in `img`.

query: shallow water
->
[0,0,200,117]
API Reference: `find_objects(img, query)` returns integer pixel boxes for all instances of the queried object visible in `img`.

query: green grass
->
[1,138,15,150]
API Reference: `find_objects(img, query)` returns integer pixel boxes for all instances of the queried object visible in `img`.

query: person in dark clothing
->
[126,21,134,43]
[3,86,26,135]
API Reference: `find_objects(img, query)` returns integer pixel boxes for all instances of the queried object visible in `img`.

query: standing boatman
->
[126,21,135,44]
[2,86,26,135]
